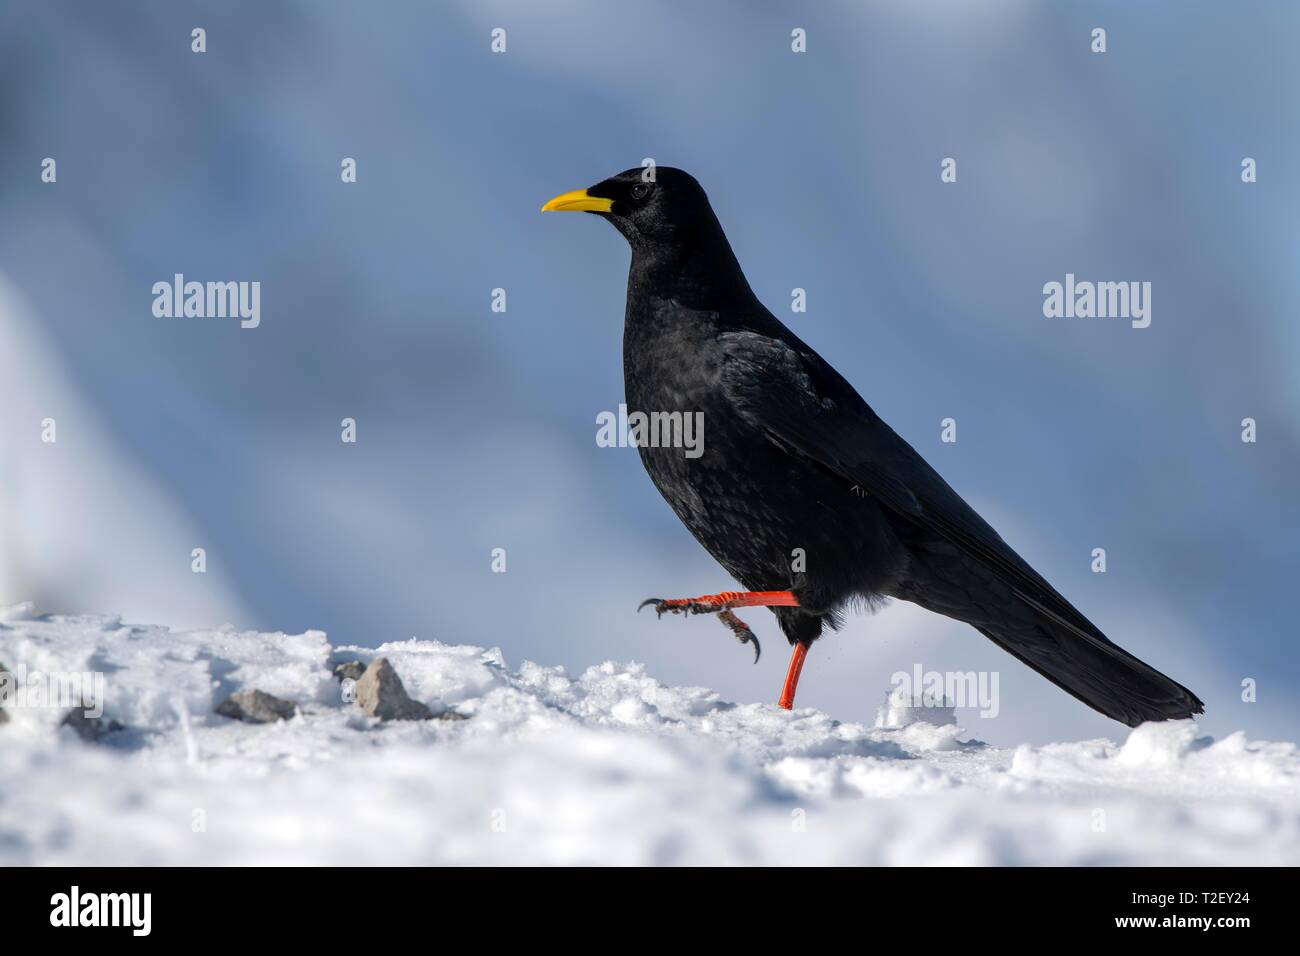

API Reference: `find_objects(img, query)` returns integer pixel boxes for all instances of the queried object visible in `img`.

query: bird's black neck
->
[625,217,758,316]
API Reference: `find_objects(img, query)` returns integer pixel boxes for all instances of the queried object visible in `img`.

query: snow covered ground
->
[0,603,1296,866]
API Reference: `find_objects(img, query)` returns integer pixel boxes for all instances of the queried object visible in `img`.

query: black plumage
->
[544,167,1203,726]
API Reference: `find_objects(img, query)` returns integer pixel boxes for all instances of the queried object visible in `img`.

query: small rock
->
[333,660,366,683]
[61,706,125,742]
[354,657,434,721]
[216,689,297,724]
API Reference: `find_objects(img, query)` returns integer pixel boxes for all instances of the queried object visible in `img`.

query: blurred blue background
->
[1,0,1295,745]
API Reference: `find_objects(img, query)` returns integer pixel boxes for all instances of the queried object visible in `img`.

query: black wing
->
[717,329,1096,632]
[717,328,1203,725]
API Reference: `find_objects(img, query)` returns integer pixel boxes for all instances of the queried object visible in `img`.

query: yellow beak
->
[541,188,614,213]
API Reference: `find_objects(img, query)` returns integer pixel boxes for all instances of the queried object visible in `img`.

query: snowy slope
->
[0,603,1296,866]
[0,279,245,628]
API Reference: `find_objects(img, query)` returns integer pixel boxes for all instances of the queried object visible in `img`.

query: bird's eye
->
[630,182,652,200]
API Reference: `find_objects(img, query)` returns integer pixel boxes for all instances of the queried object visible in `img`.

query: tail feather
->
[972,617,1203,727]
[895,538,1204,726]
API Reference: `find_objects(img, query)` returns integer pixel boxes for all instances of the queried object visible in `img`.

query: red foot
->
[637,590,798,615]
[637,590,800,666]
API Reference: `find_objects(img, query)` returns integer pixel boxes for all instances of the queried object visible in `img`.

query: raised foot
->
[636,590,798,617]
[637,592,783,664]
[637,597,723,617]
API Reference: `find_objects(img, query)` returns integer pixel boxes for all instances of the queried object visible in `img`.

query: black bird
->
[543,167,1203,726]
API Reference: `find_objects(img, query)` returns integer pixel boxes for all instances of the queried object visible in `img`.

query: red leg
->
[638,590,800,665]
[778,641,810,710]
[638,590,798,615]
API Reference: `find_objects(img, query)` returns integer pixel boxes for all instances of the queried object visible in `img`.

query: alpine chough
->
[543,167,1203,726]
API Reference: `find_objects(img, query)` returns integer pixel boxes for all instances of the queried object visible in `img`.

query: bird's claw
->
[639,598,760,664]
[637,598,713,617]
[718,609,761,664]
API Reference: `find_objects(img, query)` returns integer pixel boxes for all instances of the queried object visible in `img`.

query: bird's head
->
[541,167,716,251]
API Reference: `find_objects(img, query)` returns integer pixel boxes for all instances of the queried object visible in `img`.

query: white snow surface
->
[0,604,1296,866]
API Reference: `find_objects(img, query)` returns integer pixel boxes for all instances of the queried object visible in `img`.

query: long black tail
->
[971,614,1203,727]
[897,547,1204,726]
